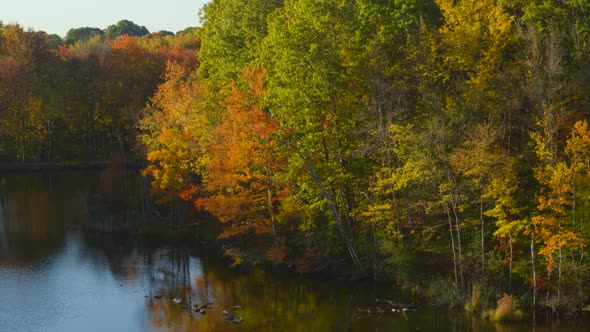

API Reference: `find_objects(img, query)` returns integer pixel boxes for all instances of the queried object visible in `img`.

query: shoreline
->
[0,161,143,173]
[83,225,590,323]
[4,168,590,323]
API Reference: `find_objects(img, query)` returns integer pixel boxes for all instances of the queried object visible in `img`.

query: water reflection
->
[140,249,361,331]
[0,171,588,331]
[0,179,8,253]
[0,173,70,263]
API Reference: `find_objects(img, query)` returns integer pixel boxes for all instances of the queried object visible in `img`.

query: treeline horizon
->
[0,20,199,162]
[3,0,590,316]
[2,19,197,47]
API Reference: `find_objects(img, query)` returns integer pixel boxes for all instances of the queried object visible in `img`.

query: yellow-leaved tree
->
[140,61,218,222]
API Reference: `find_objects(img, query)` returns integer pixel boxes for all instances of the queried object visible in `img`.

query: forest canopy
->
[0,20,198,162]
[2,0,590,315]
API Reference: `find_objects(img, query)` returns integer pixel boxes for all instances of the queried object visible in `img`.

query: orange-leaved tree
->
[105,35,166,162]
[140,61,215,208]
[197,67,287,264]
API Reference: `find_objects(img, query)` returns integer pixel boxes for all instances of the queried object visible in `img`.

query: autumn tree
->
[56,36,109,159]
[448,123,522,278]
[565,120,590,257]
[356,0,441,279]
[140,61,216,222]
[198,68,287,263]
[104,35,166,162]
[523,23,585,304]
[0,25,54,162]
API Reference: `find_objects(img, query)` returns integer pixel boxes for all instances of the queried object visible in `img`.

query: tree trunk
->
[480,185,485,277]
[20,109,25,163]
[446,203,458,286]
[450,197,464,288]
[265,165,280,266]
[509,233,513,294]
[558,247,562,302]
[557,215,562,302]
[573,189,584,262]
[445,170,463,288]
[531,231,537,311]
[372,215,377,281]
[336,136,355,242]
[572,187,576,238]
[361,192,379,281]
[404,187,414,248]
[308,161,363,274]
[393,193,401,247]
[45,119,53,161]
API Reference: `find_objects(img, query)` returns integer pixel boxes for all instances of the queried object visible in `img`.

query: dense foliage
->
[0,22,199,162]
[2,0,590,315]
[144,0,590,313]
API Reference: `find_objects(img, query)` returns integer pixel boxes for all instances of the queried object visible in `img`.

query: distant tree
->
[177,27,197,35]
[0,24,54,162]
[104,20,149,40]
[168,29,200,51]
[64,27,104,45]
[67,35,109,60]
[44,33,63,49]
[103,35,165,161]
[155,30,174,37]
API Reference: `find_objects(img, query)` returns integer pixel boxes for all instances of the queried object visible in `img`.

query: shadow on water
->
[0,172,82,263]
[130,244,590,332]
[0,171,589,331]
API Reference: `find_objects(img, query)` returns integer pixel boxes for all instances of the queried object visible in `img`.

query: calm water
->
[1,170,588,332]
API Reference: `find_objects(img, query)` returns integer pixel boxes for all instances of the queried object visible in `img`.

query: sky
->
[1,0,210,37]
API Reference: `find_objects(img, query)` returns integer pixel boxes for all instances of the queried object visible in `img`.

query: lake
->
[0,170,587,331]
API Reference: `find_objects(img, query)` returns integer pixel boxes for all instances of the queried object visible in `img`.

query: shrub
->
[465,284,482,312]
[492,294,523,322]
[465,281,498,313]
[424,278,464,308]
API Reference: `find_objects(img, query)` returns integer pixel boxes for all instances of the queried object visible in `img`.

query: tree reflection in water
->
[0,178,8,254]
[138,245,364,331]
[2,171,583,331]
